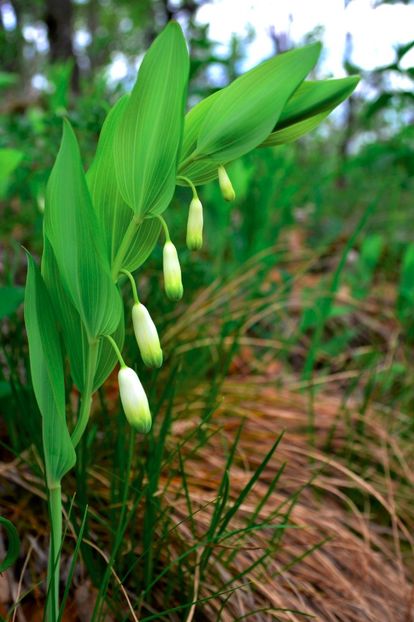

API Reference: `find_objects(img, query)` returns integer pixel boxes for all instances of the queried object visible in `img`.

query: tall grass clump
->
[18,22,358,620]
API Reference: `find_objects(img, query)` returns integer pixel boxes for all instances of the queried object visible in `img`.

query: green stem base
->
[46,485,62,622]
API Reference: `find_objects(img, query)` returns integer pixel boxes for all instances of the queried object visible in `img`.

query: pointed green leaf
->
[178,156,220,186]
[42,237,124,393]
[114,22,189,217]
[177,91,222,185]
[279,76,359,127]
[261,76,360,146]
[261,111,331,145]
[45,119,122,339]
[193,43,321,163]
[87,96,161,273]
[122,217,161,273]
[24,254,76,486]
[88,95,131,264]
[179,90,221,168]
[42,235,86,391]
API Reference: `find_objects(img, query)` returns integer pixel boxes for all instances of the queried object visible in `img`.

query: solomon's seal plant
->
[23,21,358,621]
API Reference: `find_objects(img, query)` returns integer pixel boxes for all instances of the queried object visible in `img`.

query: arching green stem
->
[103,334,126,368]
[177,176,198,199]
[156,215,171,242]
[46,484,62,622]
[120,269,140,305]
[71,340,99,449]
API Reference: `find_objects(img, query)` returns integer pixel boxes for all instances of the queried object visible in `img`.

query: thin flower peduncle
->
[177,175,198,200]
[156,215,171,242]
[103,334,126,368]
[120,268,140,305]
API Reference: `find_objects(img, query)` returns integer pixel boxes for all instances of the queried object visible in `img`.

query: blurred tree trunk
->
[337,32,357,188]
[145,0,207,45]
[0,0,24,75]
[269,24,292,54]
[87,0,98,72]
[44,0,79,92]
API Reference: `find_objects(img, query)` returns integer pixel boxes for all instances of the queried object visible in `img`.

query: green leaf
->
[178,92,224,185]
[178,156,221,186]
[261,76,360,146]
[179,90,221,171]
[24,254,76,486]
[45,119,122,339]
[87,96,161,273]
[193,43,321,163]
[42,237,124,393]
[88,95,131,264]
[0,286,24,319]
[114,22,189,217]
[42,235,86,391]
[260,111,330,146]
[122,218,161,273]
[0,517,20,572]
[0,148,23,198]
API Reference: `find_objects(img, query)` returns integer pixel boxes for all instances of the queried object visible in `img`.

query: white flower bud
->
[118,366,151,433]
[132,303,163,368]
[218,165,235,202]
[186,197,203,251]
[163,241,183,301]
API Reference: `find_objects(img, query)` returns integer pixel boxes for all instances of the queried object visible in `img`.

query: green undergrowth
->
[2,223,414,618]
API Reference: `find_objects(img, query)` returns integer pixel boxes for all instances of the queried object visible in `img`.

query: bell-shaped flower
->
[186,197,203,250]
[132,302,163,368]
[218,165,235,202]
[163,240,183,301]
[118,366,151,433]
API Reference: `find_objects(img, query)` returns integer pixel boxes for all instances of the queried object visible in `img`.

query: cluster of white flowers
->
[117,167,235,433]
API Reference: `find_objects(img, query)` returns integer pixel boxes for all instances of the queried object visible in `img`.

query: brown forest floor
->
[1,242,414,621]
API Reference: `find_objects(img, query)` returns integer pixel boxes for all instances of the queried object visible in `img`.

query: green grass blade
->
[57,505,88,622]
